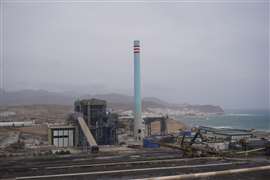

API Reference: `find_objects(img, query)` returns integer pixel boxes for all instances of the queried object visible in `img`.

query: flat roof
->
[48,124,75,129]
[199,126,253,136]
[75,99,106,106]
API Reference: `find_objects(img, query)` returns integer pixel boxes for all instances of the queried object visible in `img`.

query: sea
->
[176,109,270,131]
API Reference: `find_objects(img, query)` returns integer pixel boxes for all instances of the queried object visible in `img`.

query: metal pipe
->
[235,148,265,154]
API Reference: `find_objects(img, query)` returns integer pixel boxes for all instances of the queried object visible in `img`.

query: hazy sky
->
[1,1,269,109]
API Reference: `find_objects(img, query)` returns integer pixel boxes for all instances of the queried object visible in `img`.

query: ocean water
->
[176,109,270,131]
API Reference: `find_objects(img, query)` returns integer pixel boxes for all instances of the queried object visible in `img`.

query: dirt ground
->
[0,105,73,124]
[15,125,48,136]
[0,105,59,153]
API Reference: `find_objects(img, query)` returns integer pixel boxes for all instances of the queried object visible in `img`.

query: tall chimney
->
[133,40,145,141]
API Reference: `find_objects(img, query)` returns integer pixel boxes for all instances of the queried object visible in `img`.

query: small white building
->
[48,125,77,148]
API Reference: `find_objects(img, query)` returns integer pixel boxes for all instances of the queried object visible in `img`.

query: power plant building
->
[74,99,118,145]
[48,99,118,151]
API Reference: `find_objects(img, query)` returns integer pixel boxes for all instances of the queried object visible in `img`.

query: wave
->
[212,126,233,129]
[225,113,264,117]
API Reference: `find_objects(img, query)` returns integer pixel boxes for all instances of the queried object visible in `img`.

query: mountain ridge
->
[0,89,224,114]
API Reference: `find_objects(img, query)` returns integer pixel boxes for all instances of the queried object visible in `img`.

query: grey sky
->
[1,1,269,109]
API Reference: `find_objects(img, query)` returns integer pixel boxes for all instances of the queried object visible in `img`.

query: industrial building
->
[48,125,76,148]
[199,126,253,141]
[48,99,118,151]
[74,99,118,145]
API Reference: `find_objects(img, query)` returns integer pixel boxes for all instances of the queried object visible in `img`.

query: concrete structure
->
[133,40,145,141]
[118,115,134,136]
[144,115,168,136]
[48,125,76,148]
[118,112,169,137]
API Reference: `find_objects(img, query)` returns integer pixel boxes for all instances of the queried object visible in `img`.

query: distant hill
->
[0,89,224,114]
[0,89,74,106]
[76,93,168,110]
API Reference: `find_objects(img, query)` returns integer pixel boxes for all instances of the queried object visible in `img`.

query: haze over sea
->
[177,109,270,131]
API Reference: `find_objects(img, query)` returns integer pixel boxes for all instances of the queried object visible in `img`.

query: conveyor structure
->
[77,116,98,153]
